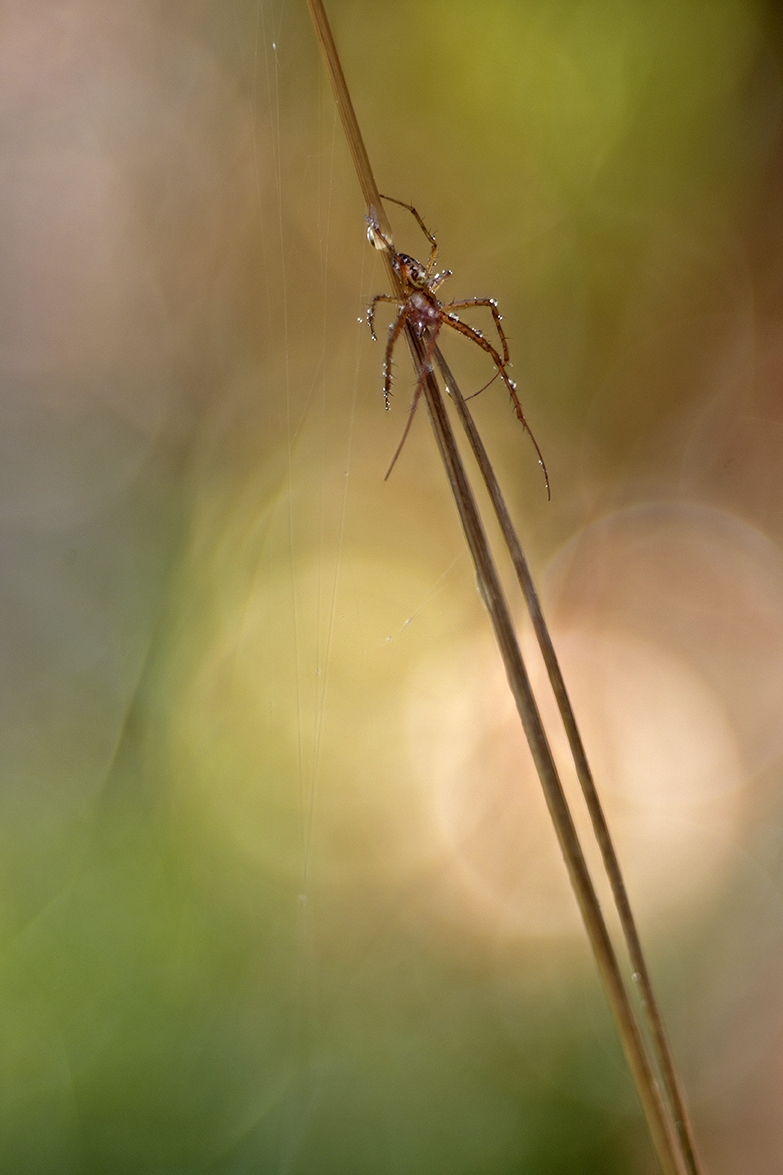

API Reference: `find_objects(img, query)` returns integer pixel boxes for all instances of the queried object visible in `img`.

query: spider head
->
[395,253,429,290]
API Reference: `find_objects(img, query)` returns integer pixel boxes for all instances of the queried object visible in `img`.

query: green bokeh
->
[1,1,779,1171]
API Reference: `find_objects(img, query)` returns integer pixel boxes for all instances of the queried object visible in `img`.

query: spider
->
[366,194,549,495]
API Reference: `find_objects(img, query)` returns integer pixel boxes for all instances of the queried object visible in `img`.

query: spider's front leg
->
[379,195,439,274]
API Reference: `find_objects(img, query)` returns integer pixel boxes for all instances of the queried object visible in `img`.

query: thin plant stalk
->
[406,347,686,1175]
[434,347,701,1175]
[306,3,698,1172]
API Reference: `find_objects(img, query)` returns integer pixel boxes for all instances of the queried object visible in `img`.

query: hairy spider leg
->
[440,315,519,414]
[367,292,399,345]
[440,315,521,418]
[444,297,510,364]
[383,320,444,481]
[441,296,508,402]
[439,313,550,498]
[379,195,438,273]
[379,301,422,409]
[426,268,452,294]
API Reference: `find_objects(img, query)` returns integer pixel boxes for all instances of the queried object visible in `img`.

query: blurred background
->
[2,0,783,1170]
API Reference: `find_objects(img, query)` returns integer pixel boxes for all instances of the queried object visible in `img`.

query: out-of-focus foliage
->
[2,1,783,1171]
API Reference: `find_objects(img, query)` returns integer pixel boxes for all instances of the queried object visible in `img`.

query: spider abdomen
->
[408,291,441,336]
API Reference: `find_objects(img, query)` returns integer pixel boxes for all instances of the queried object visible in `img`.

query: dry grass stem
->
[434,348,702,1175]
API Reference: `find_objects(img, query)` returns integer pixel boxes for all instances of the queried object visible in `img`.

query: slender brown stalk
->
[305,3,699,1173]
[434,347,702,1175]
[412,359,686,1175]
[306,0,390,243]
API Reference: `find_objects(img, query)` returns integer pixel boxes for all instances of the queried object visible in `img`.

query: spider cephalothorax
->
[366,194,548,492]
[394,253,430,289]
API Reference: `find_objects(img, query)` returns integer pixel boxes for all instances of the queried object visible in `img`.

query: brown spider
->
[366,194,549,494]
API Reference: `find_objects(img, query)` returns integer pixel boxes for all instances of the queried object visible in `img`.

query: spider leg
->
[429,269,453,294]
[464,369,501,401]
[440,314,550,498]
[440,314,517,409]
[382,303,415,409]
[380,195,438,274]
[443,298,509,365]
[367,293,400,342]
[384,322,442,480]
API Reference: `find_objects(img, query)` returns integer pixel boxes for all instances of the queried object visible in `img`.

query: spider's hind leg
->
[384,323,442,479]
[440,312,550,498]
[381,303,414,410]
